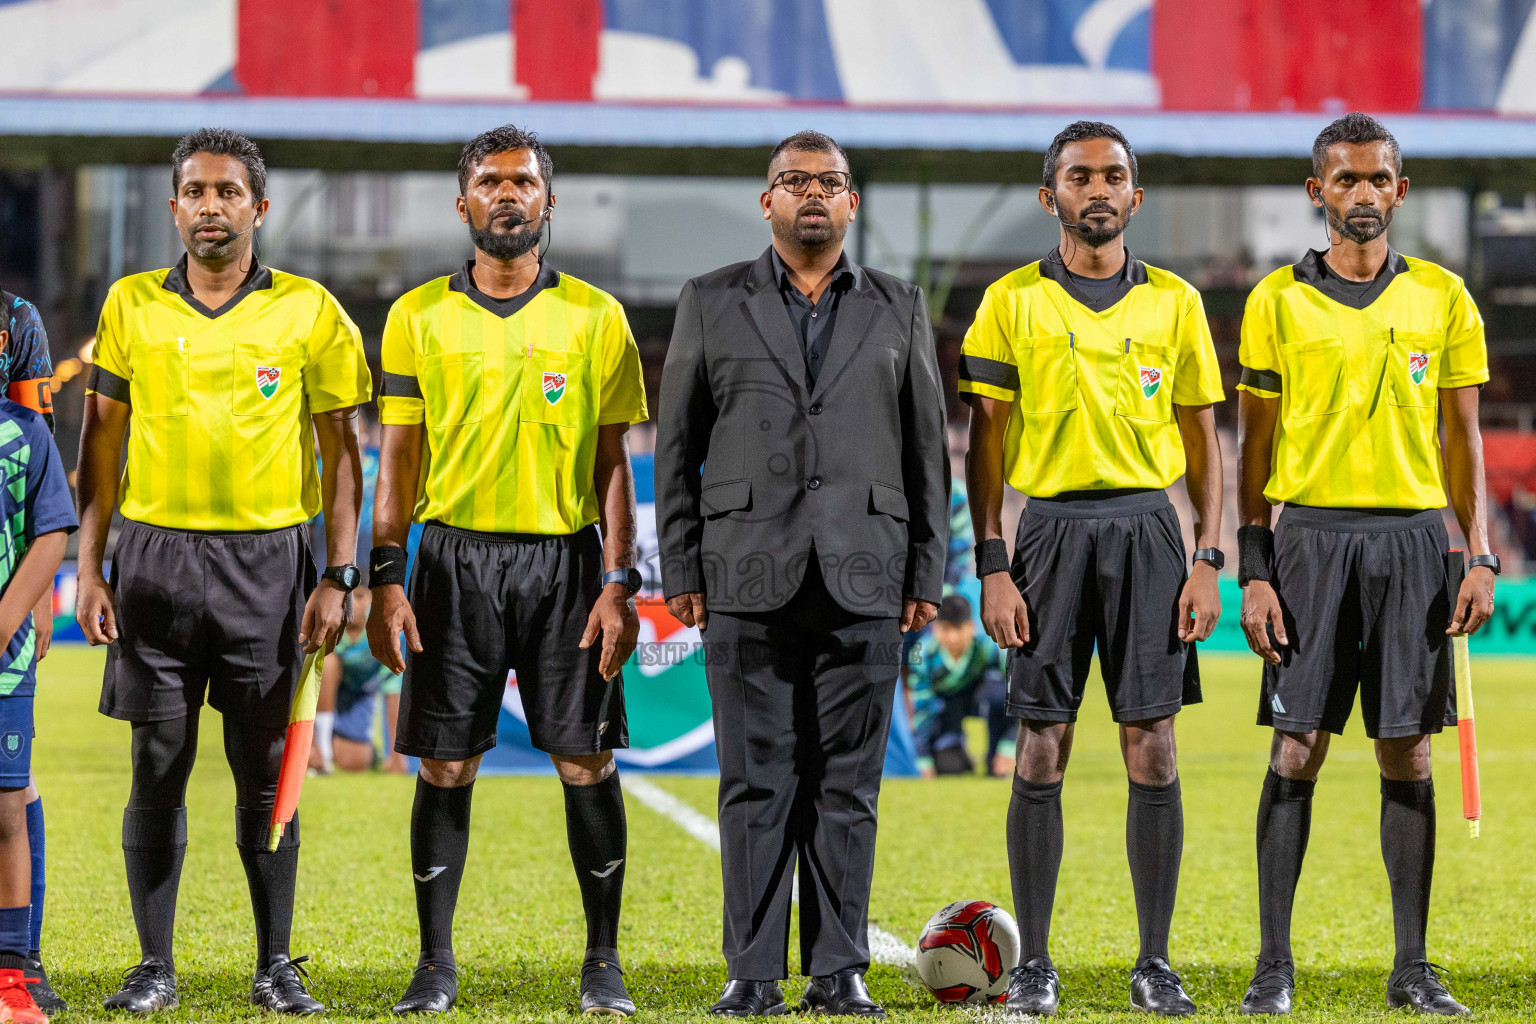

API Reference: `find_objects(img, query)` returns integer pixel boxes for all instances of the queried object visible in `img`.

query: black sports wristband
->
[975,538,1011,578]
[1237,526,1275,586]
[369,545,408,588]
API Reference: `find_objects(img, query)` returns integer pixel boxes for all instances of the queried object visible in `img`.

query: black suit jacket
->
[655,247,949,617]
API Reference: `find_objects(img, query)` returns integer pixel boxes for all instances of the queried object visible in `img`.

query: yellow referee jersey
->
[958,250,1225,497]
[88,256,371,531]
[1238,249,1488,509]
[378,261,648,535]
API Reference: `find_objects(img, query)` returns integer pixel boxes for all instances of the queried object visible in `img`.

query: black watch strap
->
[1192,547,1224,570]
[323,564,361,592]
[603,568,643,595]
[1469,553,1501,576]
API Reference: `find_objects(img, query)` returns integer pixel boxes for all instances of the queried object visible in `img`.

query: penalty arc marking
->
[624,775,920,975]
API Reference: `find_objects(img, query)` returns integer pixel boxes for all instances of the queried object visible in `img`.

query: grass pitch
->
[35,646,1536,1022]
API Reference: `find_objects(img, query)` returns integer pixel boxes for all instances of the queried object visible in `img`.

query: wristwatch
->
[1469,553,1501,576]
[602,567,643,595]
[1192,548,1225,571]
[323,564,362,591]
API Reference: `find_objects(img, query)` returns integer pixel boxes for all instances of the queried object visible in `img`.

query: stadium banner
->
[1,0,1533,117]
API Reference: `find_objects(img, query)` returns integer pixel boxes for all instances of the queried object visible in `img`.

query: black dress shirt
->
[771,247,860,387]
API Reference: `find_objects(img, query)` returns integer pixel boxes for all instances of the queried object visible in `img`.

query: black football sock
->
[1127,777,1183,964]
[122,808,187,966]
[235,808,298,966]
[412,777,474,963]
[25,796,43,956]
[1008,775,1064,965]
[1256,768,1314,963]
[563,772,627,953]
[1381,777,1435,969]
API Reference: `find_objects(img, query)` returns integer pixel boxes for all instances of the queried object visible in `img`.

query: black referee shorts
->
[99,519,315,726]
[1259,505,1455,740]
[1005,489,1200,724]
[394,521,627,761]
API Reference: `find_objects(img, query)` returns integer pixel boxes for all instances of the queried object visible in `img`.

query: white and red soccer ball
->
[914,900,1020,1004]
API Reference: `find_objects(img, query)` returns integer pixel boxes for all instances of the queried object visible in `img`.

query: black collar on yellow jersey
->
[162,253,273,319]
[451,259,559,319]
[1292,247,1408,310]
[1039,247,1147,312]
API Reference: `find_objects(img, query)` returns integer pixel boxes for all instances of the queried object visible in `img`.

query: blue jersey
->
[0,400,76,696]
[0,293,54,425]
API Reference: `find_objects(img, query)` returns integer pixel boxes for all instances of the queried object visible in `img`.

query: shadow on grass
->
[51,960,1536,1019]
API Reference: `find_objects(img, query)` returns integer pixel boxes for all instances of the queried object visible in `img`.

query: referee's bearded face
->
[760,149,859,255]
[170,152,267,265]
[1040,137,1142,249]
[457,148,551,262]
[1309,140,1408,246]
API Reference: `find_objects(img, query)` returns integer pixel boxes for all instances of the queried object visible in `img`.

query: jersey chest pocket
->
[1279,337,1347,418]
[1114,340,1174,423]
[520,351,584,427]
[422,352,484,427]
[233,341,303,417]
[1388,330,1441,409]
[128,339,189,417]
[1016,334,1078,414]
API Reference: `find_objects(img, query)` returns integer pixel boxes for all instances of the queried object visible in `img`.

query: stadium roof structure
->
[3,96,1536,189]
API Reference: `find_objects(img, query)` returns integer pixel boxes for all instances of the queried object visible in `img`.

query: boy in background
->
[312,587,407,774]
[910,595,1012,777]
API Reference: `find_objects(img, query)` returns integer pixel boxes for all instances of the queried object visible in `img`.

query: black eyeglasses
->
[770,170,853,196]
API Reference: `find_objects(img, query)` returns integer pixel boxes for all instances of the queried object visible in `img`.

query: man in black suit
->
[656,130,948,1018]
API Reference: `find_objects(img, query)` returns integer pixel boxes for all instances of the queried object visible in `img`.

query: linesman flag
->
[1449,550,1481,839]
[268,649,326,852]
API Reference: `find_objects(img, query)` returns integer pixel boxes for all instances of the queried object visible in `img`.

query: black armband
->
[369,545,409,588]
[1237,526,1275,586]
[975,538,1011,578]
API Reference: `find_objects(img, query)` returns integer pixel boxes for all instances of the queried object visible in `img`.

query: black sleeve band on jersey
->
[957,354,1020,391]
[1240,366,1283,393]
[370,546,409,587]
[88,365,131,403]
[976,538,1011,578]
[379,372,423,400]
[1238,525,1275,586]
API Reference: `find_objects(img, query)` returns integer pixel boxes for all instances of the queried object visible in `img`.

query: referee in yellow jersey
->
[1235,114,1492,1018]
[367,126,647,1018]
[74,129,371,1014]
[961,122,1225,1017]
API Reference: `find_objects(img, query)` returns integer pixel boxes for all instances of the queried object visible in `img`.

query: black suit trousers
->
[704,560,901,980]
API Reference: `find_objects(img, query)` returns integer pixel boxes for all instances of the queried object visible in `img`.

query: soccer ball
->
[914,900,1020,1004]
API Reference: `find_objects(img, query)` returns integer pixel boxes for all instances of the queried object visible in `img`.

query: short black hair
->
[767,130,850,181]
[171,128,267,202]
[1311,112,1402,178]
[937,593,973,625]
[1042,120,1138,190]
[458,124,554,197]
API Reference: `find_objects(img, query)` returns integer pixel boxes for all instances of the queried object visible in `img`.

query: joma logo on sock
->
[589,859,623,879]
[414,866,447,882]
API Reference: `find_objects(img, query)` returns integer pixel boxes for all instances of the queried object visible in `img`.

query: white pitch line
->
[626,775,918,971]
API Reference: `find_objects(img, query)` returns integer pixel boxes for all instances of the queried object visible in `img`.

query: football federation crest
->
[1139,365,1163,399]
[256,365,282,400]
[1408,352,1429,386]
[542,371,567,405]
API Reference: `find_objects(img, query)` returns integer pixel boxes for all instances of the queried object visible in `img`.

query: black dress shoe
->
[580,952,635,1017]
[1129,956,1196,1016]
[251,955,324,1015]
[1241,958,1294,1015]
[103,959,178,1013]
[1386,961,1470,1016]
[799,969,885,1018]
[24,954,64,1013]
[392,958,458,1015]
[1005,957,1060,1016]
[709,980,787,1017]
